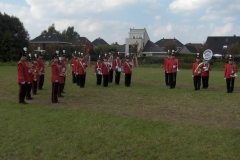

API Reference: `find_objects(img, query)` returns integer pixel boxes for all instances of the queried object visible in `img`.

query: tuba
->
[194,49,212,74]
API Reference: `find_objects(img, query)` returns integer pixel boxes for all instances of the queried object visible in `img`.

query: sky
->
[1,0,240,45]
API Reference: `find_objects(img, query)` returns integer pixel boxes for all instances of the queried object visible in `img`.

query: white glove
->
[192,75,194,77]
[28,69,31,73]
[38,72,42,75]
[34,79,37,81]
[28,82,30,84]
[224,78,226,80]
[21,81,25,84]
[76,72,78,75]
[116,66,118,69]
[95,73,96,75]
[71,64,74,66]
[55,80,58,82]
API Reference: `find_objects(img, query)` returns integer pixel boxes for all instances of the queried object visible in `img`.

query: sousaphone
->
[194,49,213,74]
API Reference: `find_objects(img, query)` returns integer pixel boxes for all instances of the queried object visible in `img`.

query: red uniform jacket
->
[51,62,60,82]
[164,58,170,71]
[37,58,45,74]
[58,64,65,84]
[200,63,211,77]
[32,64,38,81]
[94,62,102,74]
[17,60,30,83]
[101,62,110,75]
[61,60,66,77]
[123,61,132,74]
[70,58,76,72]
[192,62,201,76]
[26,63,33,83]
[77,61,87,75]
[113,59,122,72]
[224,63,238,78]
[167,58,180,73]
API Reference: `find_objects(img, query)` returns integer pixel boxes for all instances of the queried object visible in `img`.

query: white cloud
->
[211,23,233,36]
[166,24,172,32]
[223,17,236,23]
[169,0,212,13]
[155,15,161,21]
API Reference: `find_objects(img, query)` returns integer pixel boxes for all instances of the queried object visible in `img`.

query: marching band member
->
[123,54,133,87]
[60,51,66,93]
[113,53,122,85]
[224,55,238,93]
[200,59,211,89]
[77,53,88,88]
[51,53,60,103]
[58,56,64,97]
[37,51,45,90]
[32,54,38,95]
[164,50,171,86]
[75,52,81,86]
[94,55,102,85]
[25,54,33,100]
[17,47,30,104]
[101,55,110,87]
[70,51,77,83]
[192,53,201,90]
[108,53,113,83]
[167,51,180,89]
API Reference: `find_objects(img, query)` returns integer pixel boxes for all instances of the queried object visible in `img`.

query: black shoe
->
[26,97,33,100]
[20,101,28,104]
[61,91,65,93]
[58,95,64,97]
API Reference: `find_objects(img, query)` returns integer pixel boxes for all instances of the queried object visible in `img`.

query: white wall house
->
[125,28,150,55]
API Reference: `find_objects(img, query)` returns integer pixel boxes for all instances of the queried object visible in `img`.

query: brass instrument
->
[194,62,204,75]
[194,49,213,75]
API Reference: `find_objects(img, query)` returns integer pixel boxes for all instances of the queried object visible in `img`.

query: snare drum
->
[117,67,122,72]
[97,68,102,75]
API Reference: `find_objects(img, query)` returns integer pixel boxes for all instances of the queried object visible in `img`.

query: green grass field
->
[0,64,240,159]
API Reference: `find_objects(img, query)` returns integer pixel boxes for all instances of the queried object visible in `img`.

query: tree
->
[41,24,60,35]
[227,43,240,56]
[93,44,117,56]
[61,26,80,41]
[0,12,29,62]
[163,41,177,52]
[197,42,208,55]
[131,41,142,57]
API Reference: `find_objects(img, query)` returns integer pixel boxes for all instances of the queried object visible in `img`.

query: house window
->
[129,45,132,53]
[223,45,227,49]
[226,38,228,42]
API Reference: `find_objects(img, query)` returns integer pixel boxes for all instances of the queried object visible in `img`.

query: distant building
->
[70,35,91,45]
[142,40,165,57]
[125,28,150,56]
[178,45,198,54]
[92,37,109,47]
[155,38,184,51]
[29,32,71,51]
[206,35,240,56]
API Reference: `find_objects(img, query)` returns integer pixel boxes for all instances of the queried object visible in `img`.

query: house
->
[29,32,71,51]
[155,38,184,51]
[70,35,91,45]
[142,40,165,57]
[206,35,240,56]
[178,45,198,54]
[92,37,109,47]
[125,28,150,56]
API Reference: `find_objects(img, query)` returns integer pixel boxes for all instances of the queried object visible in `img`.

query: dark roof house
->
[155,38,184,50]
[70,36,91,45]
[206,35,240,54]
[178,45,198,54]
[92,37,109,47]
[29,32,71,50]
[142,40,165,56]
